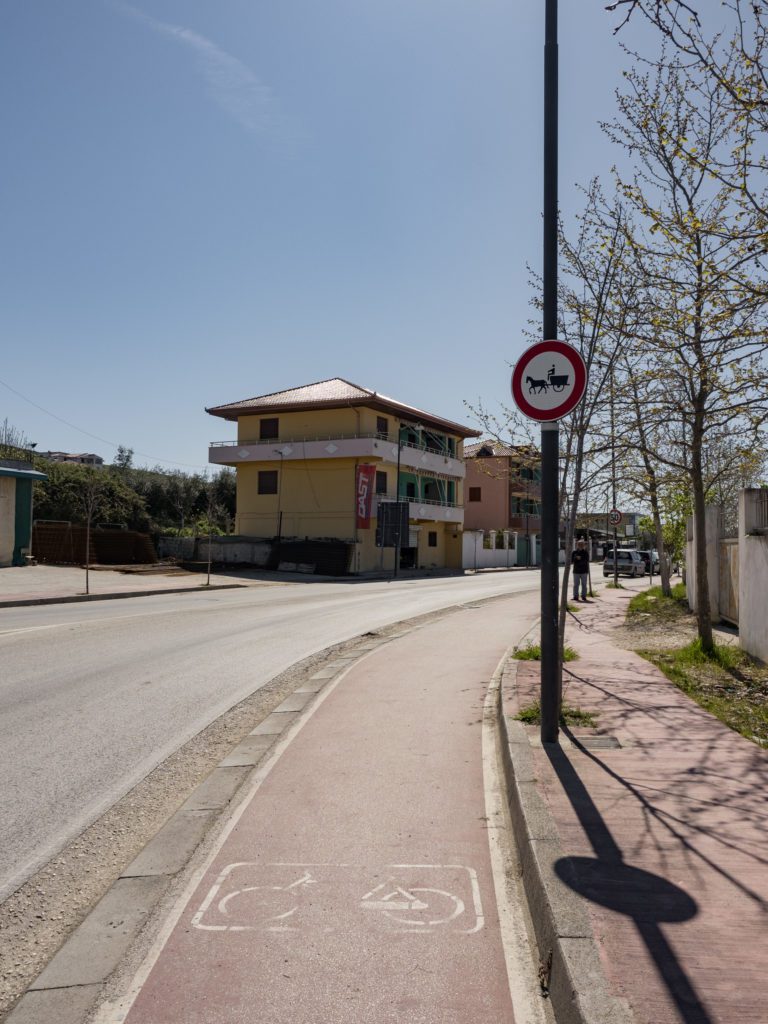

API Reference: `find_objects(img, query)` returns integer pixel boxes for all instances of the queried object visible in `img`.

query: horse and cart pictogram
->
[525,364,570,395]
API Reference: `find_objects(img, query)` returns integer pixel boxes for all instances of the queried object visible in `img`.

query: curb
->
[496,659,635,1024]
[3,633,398,1024]
[0,583,246,609]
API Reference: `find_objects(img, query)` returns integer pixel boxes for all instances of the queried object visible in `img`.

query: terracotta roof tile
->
[465,440,529,459]
[207,377,480,438]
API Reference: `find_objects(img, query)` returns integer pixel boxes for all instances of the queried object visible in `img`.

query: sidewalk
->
[0,564,278,607]
[503,586,768,1024]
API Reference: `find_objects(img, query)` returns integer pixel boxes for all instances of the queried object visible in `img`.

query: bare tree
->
[80,468,105,596]
[608,0,768,222]
[603,55,768,651]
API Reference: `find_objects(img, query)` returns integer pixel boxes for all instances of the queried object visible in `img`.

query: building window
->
[406,482,416,498]
[428,531,437,547]
[258,470,278,494]
[468,487,482,502]
[376,417,389,438]
[259,418,279,440]
[375,470,388,494]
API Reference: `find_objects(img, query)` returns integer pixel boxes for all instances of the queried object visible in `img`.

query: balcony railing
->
[210,432,458,456]
[378,492,460,510]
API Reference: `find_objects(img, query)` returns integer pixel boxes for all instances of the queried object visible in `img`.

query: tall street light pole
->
[540,0,561,744]
[393,426,402,579]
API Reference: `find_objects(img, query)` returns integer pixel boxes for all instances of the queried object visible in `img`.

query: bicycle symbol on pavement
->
[192,862,484,935]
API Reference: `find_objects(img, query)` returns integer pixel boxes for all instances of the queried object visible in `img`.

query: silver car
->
[603,549,645,577]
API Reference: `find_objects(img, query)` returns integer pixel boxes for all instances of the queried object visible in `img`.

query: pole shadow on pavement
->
[544,739,714,1024]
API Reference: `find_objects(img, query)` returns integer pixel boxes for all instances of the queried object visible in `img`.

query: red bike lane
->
[116,597,540,1024]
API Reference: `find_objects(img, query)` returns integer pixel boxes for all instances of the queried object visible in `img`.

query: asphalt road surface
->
[0,572,539,901]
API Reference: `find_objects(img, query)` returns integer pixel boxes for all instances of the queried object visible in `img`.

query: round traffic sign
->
[609,509,622,526]
[511,340,587,421]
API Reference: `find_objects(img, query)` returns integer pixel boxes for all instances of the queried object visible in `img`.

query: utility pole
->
[540,0,560,745]
[393,426,402,579]
[610,367,618,587]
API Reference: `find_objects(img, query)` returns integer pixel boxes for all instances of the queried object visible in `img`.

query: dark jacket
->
[571,548,589,574]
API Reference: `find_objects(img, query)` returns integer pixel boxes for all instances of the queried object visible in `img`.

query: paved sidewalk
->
[0,564,271,606]
[504,586,768,1024]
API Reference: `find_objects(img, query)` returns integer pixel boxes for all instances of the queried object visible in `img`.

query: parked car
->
[638,549,660,573]
[603,549,645,577]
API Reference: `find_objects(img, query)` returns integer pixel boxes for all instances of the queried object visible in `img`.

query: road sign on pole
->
[608,509,622,527]
[511,339,588,422]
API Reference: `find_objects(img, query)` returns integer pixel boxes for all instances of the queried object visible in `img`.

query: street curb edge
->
[496,659,636,1024]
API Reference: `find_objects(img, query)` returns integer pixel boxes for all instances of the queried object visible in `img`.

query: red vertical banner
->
[356,464,376,528]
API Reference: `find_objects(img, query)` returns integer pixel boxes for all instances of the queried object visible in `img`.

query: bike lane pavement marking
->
[97,599,543,1024]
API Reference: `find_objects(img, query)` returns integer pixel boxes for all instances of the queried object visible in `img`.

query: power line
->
[0,376,212,471]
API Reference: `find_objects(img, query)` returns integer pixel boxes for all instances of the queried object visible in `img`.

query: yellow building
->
[207,378,479,574]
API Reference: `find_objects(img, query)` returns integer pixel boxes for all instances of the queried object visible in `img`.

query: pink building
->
[463,441,542,566]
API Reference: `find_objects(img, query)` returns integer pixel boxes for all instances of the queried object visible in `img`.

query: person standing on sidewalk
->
[571,538,589,601]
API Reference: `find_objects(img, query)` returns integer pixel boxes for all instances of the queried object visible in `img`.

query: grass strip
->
[513,641,578,662]
[638,639,768,748]
[627,583,689,619]
[515,700,597,728]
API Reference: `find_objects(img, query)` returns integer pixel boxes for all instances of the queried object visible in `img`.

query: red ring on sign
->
[511,340,587,421]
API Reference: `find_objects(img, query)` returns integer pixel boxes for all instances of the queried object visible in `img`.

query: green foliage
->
[33,460,147,528]
[513,641,578,662]
[31,458,236,535]
[515,701,598,728]
[628,583,688,618]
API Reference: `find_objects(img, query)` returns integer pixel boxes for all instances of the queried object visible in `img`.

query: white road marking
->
[192,864,480,934]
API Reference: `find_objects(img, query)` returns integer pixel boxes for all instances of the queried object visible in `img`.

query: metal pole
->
[540,0,560,745]
[275,451,284,545]
[610,368,618,587]
[393,426,402,578]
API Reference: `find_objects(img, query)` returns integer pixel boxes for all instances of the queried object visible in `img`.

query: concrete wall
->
[686,505,721,623]
[739,490,768,663]
[686,493,768,662]
[157,536,272,566]
[462,529,520,570]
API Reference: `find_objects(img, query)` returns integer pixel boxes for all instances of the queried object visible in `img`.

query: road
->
[0,571,540,901]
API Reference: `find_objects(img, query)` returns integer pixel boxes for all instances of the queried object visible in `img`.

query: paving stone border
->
[497,659,635,1024]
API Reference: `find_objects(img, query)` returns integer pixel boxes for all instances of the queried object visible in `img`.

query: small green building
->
[0,456,48,567]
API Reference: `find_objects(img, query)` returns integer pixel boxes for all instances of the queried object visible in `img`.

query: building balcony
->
[209,433,466,478]
[374,494,464,526]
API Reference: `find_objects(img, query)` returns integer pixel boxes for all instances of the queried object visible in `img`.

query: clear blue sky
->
[1,0,680,471]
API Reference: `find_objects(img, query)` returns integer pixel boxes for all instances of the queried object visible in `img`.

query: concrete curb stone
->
[0,583,246,609]
[497,659,635,1024]
[28,877,167,991]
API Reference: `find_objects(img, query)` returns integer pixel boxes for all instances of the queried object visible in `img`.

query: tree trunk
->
[647,473,671,596]
[691,436,714,653]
